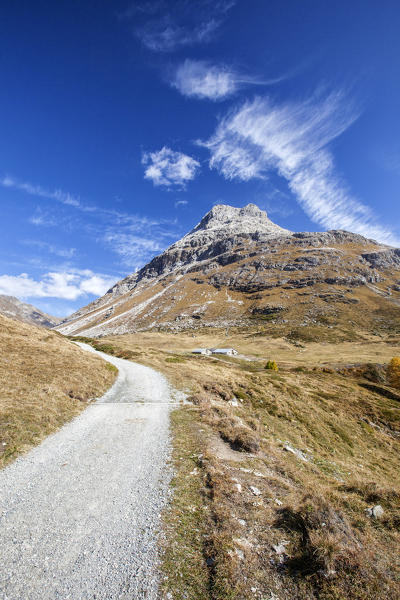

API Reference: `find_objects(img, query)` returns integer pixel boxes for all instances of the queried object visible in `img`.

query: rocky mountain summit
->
[104,204,291,299]
[56,203,400,338]
[0,295,61,328]
[182,203,290,239]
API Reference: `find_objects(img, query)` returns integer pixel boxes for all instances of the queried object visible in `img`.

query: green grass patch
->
[94,343,116,355]
[165,355,186,363]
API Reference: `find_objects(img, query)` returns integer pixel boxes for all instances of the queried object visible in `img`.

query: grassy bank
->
[85,330,400,599]
[0,315,117,468]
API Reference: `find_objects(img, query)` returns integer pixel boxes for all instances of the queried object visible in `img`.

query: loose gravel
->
[0,343,174,599]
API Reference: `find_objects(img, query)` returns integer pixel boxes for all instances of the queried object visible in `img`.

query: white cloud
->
[0,270,117,301]
[175,199,188,208]
[172,59,279,101]
[79,274,115,296]
[200,92,399,245]
[172,60,236,100]
[134,0,236,52]
[142,146,200,188]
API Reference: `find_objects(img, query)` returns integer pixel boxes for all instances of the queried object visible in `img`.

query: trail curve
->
[0,343,174,600]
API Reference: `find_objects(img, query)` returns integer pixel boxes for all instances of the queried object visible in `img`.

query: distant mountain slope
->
[56,203,400,338]
[0,295,61,328]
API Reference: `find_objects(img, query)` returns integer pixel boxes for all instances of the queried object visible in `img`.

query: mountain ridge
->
[56,203,400,337]
[0,295,61,328]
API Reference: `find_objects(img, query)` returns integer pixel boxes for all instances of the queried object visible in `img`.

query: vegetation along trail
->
[0,343,174,600]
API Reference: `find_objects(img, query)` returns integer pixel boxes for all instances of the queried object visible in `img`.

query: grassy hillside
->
[80,329,400,600]
[0,314,117,467]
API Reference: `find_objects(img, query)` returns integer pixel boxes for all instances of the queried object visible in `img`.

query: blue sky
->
[1,0,399,316]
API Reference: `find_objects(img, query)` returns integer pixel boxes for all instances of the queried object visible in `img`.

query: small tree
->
[387,357,400,389]
[265,360,278,371]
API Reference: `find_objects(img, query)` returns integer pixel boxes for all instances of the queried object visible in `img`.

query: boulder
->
[365,505,384,519]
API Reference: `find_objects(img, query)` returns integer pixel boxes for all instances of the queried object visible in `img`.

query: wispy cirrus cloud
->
[200,92,399,245]
[29,209,60,227]
[103,232,164,270]
[4,173,181,272]
[138,19,219,52]
[175,199,188,208]
[0,176,84,209]
[0,269,117,301]
[374,145,400,175]
[6,176,148,226]
[142,146,200,188]
[132,0,236,52]
[102,209,181,269]
[171,59,283,101]
[21,240,76,259]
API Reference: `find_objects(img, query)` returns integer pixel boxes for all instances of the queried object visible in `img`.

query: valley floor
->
[2,321,399,599]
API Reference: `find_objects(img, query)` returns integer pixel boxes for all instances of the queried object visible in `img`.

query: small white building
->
[210,348,238,356]
[191,348,212,355]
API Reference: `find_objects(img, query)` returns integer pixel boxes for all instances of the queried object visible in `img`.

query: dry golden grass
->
[104,327,400,371]
[95,330,400,600]
[160,408,210,600]
[0,315,117,467]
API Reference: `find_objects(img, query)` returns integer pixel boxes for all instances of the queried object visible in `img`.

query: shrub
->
[265,360,278,371]
[205,404,260,453]
[68,335,95,344]
[218,416,260,453]
[387,357,400,389]
[341,481,400,507]
[363,363,386,383]
[93,343,116,355]
[233,387,249,401]
[276,494,359,576]
[203,382,231,400]
[115,349,139,360]
[165,355,186,363]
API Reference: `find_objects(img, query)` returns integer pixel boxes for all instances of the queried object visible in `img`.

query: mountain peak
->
[0,294,61,328]
[188,203,291,238]
[56,197,400,338]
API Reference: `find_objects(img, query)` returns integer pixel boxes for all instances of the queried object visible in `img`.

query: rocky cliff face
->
[56,203,400,337]
[0,295,61,328]
[106,204,291,295]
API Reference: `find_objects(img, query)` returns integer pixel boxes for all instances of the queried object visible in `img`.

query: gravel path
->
[0,343,175,600]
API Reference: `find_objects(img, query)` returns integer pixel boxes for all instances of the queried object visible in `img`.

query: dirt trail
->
[0,343,175,599]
